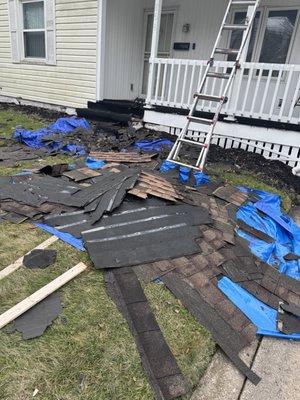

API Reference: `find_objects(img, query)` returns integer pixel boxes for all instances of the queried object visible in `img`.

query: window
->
[259,10,298,64]
[8,0,56,64]
[23,1,46,59]
[229,8,299,64]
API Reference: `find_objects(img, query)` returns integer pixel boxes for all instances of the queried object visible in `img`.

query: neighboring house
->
[0,0,299,166]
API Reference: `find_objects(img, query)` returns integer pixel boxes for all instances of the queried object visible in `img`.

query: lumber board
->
[89,152,153,163]
[0,262,88,330]
[0,236,58,281]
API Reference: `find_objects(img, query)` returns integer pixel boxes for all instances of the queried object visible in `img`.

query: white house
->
[0,0,300,166]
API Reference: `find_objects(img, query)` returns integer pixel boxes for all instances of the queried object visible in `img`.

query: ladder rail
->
[167,0,261,171]
[196,0,234,97]
[197,2,261,170]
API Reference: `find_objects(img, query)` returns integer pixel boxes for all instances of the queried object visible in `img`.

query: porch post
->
[96,0,107,101]
[145,0,163,105]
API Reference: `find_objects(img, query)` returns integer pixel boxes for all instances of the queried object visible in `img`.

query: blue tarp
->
[13,117,90,156]
[35,223,85,251]
[218,277,300,340]
[193,171,210,187]
[86,157,106,170]
[134,139,173,152]
[160,160,178,173]
[236,188,300,280]
[160,160,210,187]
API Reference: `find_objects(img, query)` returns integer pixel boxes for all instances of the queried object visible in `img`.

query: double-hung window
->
[22,1,46,59]
[8,0,56,64]
[228,7,299,64]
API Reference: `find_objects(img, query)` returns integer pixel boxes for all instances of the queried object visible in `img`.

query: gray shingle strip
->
[104,270,188,400]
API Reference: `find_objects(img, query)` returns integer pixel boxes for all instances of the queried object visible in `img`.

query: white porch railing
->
[147,58,300,125]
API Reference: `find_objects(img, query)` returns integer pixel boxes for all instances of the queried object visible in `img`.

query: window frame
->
[19,0,47,62]
[229,5,300,65]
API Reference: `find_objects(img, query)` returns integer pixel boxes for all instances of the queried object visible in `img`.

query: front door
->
[141,11,175,96]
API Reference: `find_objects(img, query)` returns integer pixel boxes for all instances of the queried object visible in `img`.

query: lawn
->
[0,106,293,399]
[0,108,215,400]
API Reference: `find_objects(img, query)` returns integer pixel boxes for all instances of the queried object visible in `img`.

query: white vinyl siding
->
[0,0,98,108]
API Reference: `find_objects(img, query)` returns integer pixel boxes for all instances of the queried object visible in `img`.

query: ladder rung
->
[223,24,248,30]
[167,158,202,172]
[207,72,230,80]
[178,138,208,148]
[215,48,239,56]
[187,116,214,125]
[194,93,223,102]
[232,1,257,5]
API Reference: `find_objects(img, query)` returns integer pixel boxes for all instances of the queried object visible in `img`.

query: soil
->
[0,102,299,194]
[207,144,300,194]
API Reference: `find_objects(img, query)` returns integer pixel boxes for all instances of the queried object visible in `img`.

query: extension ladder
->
[167,0,261,171]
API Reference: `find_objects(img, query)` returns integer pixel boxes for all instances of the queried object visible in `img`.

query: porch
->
[140,0,300,167]
[146,59,300,125]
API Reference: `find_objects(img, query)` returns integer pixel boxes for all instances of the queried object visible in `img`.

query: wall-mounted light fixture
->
[182,23,191,33]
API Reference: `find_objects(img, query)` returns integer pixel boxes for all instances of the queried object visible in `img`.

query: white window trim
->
[229,5,300,65]
[19,0,47,63]
[8,0,56,65]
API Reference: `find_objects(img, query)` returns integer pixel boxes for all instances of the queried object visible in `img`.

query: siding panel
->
[0,0,98,108]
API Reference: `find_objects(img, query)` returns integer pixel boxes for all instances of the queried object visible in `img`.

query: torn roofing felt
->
[9,292,62,340]
[105,269,188,400]
[82,204,211,269]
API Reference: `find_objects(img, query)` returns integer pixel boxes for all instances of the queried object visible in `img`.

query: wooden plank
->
[0,262,88,330]
[0,236,58,281]
[89,152,154,163]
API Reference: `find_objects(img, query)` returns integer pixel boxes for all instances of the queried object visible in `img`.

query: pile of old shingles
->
[1,151,300,400]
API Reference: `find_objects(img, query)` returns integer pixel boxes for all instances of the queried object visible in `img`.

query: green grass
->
[0,106,293,399]
[0,108,49,139]
[222,172,292,211]
[0,108,215,399]
[0,224,215,400]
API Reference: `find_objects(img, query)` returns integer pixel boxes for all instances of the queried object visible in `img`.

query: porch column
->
[145,0,163,105]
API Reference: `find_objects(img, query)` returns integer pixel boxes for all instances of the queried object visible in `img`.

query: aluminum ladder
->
[167,0,261,171]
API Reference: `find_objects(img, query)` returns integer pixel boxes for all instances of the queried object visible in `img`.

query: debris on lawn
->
[8,292,62,340]
[0,263,88,330]
[1,119,300,399]
[0,236,58,280]
[13,116,91,155]
[23,249,57,269]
